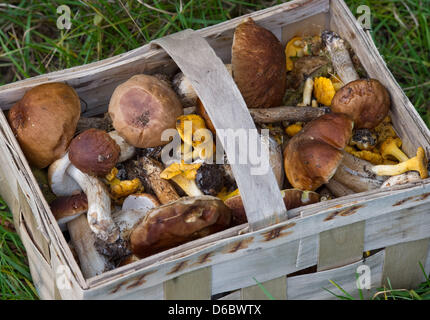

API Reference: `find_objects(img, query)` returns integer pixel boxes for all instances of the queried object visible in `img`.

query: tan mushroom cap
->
[283,113,354,191]
[331,79,390,129]
[232,17,286,108]
[108,74,183,148]
[7,82,81,168]
[50,193,88,228]
[225,189,320,225]
[68,128,120,177]
[130,196,231,258]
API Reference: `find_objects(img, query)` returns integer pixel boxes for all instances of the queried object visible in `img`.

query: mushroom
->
[195,163,225,196]
[108,74,183,148]
[283,113,354,191]
[50,193,113,278]
[160,162,205,197]
[331,78,391,129]
[48,129,121,247]
[297,77,314,107]
[380,137,409,162]
[381,172,421,188]
[108,130,136,162]
[225,189,320,225]
[129,196,231,259]
[321,30,359,85]
[322,31,391,130]
[349,129,377,151]
[113,193,160,241]
[7,82,81,168]
[232,17,286,108]
[50,193,88,231]
[371,147,428,179]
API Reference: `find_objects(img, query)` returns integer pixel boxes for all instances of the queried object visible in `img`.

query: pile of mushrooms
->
[7,18,428,278]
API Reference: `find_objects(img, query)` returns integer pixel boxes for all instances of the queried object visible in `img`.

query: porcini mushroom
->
[48,129,121,246]
[129,196,231,259]
[283,113,354,191]
[50,193,88,231]
[331,78,390,129]
[108,74,183,148]
[232,17,286,108]
[7,82,81,168]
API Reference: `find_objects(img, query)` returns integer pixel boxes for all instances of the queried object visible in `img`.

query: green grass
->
[0,0,429,300]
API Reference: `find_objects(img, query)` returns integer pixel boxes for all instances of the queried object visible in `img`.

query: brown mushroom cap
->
[69,128,120,176]
[283,113,354,191]
[108,74,183,148]
[232,17,286,108]
[225,189,320,225]
[331,79,390,129]
[7,83,81,168]
[50,193,88,228]
[130,196,231,258]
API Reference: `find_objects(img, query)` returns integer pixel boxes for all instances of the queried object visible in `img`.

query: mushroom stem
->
[322,30,359,85]
[66,165,119,243]
[380,137,409,162]
[248,106,330,123]
[326,179,355,197]
[297,77,314,106]
[108,130,136,162]
[171,174,204,197]
[371,147,428,178]
[67,214,113,278]
[331,151,387,193]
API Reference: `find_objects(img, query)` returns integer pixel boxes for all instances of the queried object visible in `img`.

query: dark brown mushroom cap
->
[283,113,354,191]
[225,189,320,225]
[130,196,231,258]
[7,82,81,168]
[69,128,120,176]
[232,17,286,108]
[50,193,88,224]
[331,79,390,129]
[108,74,183,148]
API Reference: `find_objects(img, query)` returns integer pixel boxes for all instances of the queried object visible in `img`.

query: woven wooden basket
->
[0,0,429,300]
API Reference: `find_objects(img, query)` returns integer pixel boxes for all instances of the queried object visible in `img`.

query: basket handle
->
[152,29,288,231]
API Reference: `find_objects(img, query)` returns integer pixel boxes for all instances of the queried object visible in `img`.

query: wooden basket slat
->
[240,276,287,300]
[381,238,430,289]
[163,267,212,300]
[317,221,365,271]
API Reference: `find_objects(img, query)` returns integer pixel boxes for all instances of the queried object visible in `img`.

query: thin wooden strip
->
[163,267,211,300]
[152,30,287,230]
[317,221,365,271]
[240,276,287,300]
[287,250,385,300]
[381,238,430,289]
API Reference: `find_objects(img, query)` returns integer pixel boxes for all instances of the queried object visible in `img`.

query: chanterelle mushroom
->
[232,17,286,108]
[7,82,81,168]
[109,74,183,148]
